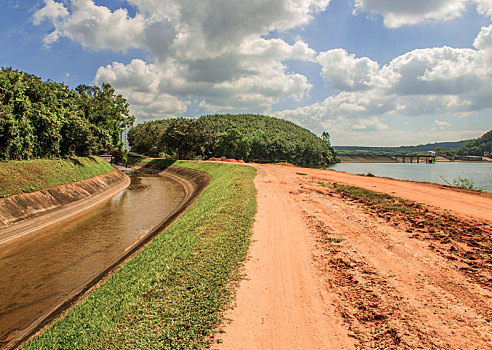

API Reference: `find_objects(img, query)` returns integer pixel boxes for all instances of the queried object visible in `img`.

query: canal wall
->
[0,168,130,245]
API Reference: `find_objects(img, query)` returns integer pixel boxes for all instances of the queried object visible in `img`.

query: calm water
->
[328,162,492,192]
[0,173,185,345]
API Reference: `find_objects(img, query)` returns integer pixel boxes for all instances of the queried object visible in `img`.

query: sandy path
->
[215,164,492,349]
[216,165,355,350]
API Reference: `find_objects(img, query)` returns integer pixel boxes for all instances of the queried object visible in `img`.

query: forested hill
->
[333,140,469,156]
[128,114,336,165]
[200,114,335,164]
[457,129,492,156]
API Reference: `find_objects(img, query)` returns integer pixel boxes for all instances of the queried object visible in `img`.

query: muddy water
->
[0,173,185,345]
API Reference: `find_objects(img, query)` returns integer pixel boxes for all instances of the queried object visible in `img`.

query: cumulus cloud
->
[475,0,492,18]
[34,0,326,118]
[353,0,492,28]
[34,0,147,50]
[32,0,68,25]
[276,24,492,140]
[33,0,491,136]
[316,49,380,91]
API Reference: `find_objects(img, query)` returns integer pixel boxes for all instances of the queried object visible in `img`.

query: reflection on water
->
[328,162,492,192]
[0,173,185,344]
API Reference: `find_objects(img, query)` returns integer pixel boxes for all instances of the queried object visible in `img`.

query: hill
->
[333,140,469,156]
[199,114,336,164]
[457,129,492,156]
[128,114,336,165]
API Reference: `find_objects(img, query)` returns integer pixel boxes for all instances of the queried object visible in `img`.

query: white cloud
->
[34,0,325,119]
[276,24,492,141]
[34,0,147,50]
[354,0,467,28]
[434,119,450,128]
[475,0,492,18]
[316,49,380,91]
[33,0,68,25]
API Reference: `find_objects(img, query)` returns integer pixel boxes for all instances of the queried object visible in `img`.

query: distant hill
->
[129,114,336,165]
[333,140,469,156]
[457,129,492,156]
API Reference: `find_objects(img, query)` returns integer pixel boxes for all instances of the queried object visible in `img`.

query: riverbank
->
[22,161,256,350]
[215,164,491,349]
[337,155,450,163]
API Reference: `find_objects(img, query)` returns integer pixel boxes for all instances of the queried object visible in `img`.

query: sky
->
[1,0,491,146]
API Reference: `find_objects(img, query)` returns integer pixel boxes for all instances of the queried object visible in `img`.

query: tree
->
[321,131,331,147]
[214,129,252,160]
[0,67,134,160]
[159,118,211,159]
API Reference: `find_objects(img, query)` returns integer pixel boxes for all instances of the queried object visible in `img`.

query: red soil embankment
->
[0,169,130,244]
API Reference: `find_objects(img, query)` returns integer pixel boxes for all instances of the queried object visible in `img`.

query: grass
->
[328,182,421,215]
[0,157,114,198]
[23,161,257,350]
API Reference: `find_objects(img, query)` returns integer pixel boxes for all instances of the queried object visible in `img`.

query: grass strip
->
[327,182,421,214]
[24,161,256,350]
[0,156,114,198]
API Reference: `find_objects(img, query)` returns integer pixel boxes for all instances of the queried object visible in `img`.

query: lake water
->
[327,162,492,193]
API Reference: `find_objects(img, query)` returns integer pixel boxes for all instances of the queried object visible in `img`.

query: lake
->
[327,162,492,193]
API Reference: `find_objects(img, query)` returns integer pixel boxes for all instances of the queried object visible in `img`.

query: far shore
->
[337,155,492,163]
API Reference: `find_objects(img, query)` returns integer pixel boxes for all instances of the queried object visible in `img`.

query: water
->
[0,173,186,345]
[327,162,492,192]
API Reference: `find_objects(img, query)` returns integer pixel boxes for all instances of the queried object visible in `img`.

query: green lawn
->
[0,157,114,198]
[24,161,257,350]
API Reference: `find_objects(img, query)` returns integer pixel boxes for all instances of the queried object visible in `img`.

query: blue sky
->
[1,0,491,146]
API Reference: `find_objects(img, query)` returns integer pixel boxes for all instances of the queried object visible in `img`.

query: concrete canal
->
[0,172,187,347]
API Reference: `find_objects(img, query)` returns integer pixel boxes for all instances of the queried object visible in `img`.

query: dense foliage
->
[128,114,336,165]
[456,129,492,156]
[0,68,134,160]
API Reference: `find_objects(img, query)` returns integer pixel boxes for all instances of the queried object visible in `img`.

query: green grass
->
[0,157,114,198]
[23,161,257,350]
[329,182,421,214]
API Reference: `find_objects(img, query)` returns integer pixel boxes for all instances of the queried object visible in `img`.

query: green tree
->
[214,129,252,160]
[159,118,211,159]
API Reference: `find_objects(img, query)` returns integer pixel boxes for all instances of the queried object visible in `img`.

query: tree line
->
[0,67,134,161]
[128,114,336,165]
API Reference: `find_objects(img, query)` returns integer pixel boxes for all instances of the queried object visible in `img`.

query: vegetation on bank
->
[0,156,114,198]
[456,129,492,157]
[24,161,257,350]
[128,114,336,165]
[333,140,468,157]
[333,129,491,159]
[0,68,134,161]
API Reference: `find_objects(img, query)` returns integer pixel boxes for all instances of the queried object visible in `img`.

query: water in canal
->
[0,173,186,345]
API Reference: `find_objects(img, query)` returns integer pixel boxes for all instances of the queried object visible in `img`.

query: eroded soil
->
[216,164,492,350]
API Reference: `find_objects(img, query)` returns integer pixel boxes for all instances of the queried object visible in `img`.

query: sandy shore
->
[216,164,492,349]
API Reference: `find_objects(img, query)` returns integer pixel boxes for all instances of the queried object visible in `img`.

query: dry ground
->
[215,164,492,349]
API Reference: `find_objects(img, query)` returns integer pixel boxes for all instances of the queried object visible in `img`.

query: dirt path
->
[215,164,492,349]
